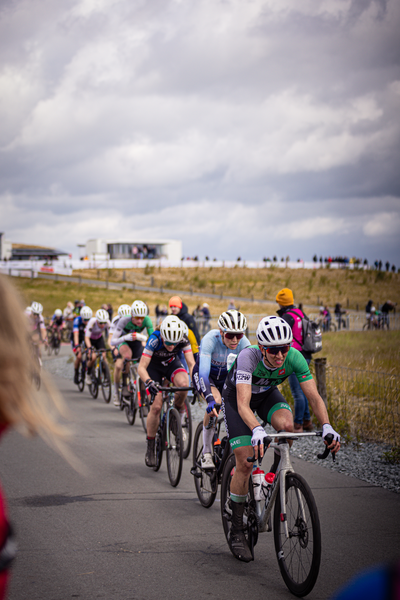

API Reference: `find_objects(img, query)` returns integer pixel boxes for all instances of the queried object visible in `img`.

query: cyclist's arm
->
[138,353,152,383]
[198,352,214,403]
[183,348,195,379]
[73,330,80,346]
[84,335,92,349]
[300,379,340,452]
[144,316,154,336]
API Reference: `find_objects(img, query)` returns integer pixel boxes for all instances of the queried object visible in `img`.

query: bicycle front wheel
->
[192,421,217,508]
[273,473,321,597]
[101,361,111,403]
[166,408,183,487]
[181,398,192,459]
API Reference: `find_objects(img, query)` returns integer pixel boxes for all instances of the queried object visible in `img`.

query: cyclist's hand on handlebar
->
[145,379,159,396]
[322,423,340,454]
[206,399,220,417]
[251,425,269,459]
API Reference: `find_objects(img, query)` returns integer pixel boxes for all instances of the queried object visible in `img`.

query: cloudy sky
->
[1,0,399,264]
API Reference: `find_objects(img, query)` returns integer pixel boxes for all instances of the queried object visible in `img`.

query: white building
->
[0,233,12,260]
[84,238,182,262]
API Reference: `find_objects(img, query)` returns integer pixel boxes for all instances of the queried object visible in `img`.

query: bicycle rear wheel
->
[54,336,60,355]
[273,472,321,597]
[139,386,150,433]
[166,407,183,487]
[153,428,163,472]
[125,395,137,425]
[192,421,217,508]
[220,454,255,555]
[88,362,99,399]
[78,361,85,392]
[181,398,192,459]
[101,361,111,403]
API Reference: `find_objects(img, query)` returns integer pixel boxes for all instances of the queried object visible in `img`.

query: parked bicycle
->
[220,430,334,597]
[119,358,146,426]
[88,348,112,403]
[191,414,232,507]
[149,385,193,487]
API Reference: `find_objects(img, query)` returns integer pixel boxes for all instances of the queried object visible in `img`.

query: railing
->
[279,362,400,447]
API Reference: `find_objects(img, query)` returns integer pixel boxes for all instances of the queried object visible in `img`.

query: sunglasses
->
[263,344,291,355]
[164,341,177,346]
[224,332,244,340]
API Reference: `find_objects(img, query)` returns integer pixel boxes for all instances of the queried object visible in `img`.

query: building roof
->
[11,243,68,259]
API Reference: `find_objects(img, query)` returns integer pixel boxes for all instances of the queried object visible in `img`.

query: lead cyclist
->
[221,315,340,563]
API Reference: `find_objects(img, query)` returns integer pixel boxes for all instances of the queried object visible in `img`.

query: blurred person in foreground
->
[0,275,70,599]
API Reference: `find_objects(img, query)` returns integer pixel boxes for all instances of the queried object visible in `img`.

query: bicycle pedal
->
[190,467,202,478]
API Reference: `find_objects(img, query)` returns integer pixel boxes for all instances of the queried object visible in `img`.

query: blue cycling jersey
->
[143,330,191,363]
[198,329,250,402]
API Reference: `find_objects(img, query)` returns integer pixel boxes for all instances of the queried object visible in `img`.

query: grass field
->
[78,264,400,311]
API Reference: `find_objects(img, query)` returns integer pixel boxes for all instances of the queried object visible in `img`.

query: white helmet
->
[118,304,131,318]
[54,309,62,317]
[80,306,93,320]
[256,316,293,346]
[25,306,33,315]
[31,302,43,315]
[96,309,109,323]
[218,310,247,333]
[160,315,186,343]
[131,300,148,318]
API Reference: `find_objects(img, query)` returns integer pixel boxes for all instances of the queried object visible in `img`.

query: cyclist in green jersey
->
[110,301,154,406]
[222,315,340,563]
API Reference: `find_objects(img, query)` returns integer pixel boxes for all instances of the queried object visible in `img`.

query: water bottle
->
[252,466,265,502]
[261,472,276,501]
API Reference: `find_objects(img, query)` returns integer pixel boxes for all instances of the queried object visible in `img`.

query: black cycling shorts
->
[222,384,292,448]
[147,357,187,385]
[119,340,144,361]
[90,336,106,351]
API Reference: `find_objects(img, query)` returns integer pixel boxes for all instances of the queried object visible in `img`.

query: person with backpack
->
[276,288,320,432]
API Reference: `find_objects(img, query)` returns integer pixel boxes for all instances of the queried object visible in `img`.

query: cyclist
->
[110,301,154,407]
[107,304,131,359]
[84,309,110,380]
[51,309,65,345]
[192,309,250,469]
[138,315,195,467]
[221,315,340,563]
[71,306,93,384]
[29,302,48,356]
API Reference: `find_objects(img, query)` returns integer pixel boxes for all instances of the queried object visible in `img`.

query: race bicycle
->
[149,385,193,487]
[119,358,146,426]
[220,430,334,597]
[191,414,231,507]
[88,348,112,403]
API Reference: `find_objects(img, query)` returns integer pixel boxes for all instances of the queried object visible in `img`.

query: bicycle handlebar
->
[246,431,336,463]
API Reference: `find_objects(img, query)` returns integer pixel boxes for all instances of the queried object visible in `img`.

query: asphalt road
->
[1,352,400,600]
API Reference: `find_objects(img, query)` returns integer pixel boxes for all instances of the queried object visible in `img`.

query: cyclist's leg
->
[145,364,165,439]
[170,367,189,410]
[222,387,253,562]
[202,385,222,466]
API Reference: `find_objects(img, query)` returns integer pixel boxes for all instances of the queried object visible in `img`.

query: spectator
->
[378,260,382,270]
[385,261,390,272]
[155,304,168,327]
[227,299,236,310]
[380,301,396,329]
[201,303,211,335]
[275,288,313,432]
[392,265,396,273]
[107,304,113,321]
[334,303,347,330]
[63,301,74,320]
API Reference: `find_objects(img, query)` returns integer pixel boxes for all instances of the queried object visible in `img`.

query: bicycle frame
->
[252,432,322,538]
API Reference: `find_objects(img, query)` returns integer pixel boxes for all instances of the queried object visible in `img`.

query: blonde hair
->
[0,275,69,449]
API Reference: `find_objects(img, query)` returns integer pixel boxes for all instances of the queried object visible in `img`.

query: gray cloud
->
[1,0,399,264]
